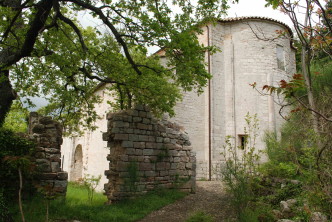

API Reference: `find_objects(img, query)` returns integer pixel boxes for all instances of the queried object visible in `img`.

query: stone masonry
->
[103,105,196,203]
[29,112,68,195]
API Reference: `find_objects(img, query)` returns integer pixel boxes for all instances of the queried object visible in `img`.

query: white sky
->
[226,0,292,26]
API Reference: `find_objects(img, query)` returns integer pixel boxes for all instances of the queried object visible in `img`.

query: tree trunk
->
[18,167,25,222]
[0,0,53,126]
[0,70,16,127]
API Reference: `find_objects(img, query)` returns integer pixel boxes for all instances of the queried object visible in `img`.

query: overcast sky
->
[226,0,291,25]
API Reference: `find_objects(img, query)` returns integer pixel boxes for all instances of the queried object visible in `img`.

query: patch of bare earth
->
[138,181,235,222]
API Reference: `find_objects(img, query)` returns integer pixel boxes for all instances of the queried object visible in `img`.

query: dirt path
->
[138,181,235,222]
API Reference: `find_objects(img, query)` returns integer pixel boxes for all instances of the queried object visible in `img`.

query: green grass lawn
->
[12,183,187,222]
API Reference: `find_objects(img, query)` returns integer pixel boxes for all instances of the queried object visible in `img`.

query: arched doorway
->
[70,144,83,181]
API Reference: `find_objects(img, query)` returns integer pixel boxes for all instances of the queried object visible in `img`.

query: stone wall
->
[29,112,68,195]
[103,105,196,203]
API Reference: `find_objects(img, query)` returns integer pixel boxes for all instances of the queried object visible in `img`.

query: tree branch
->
[63,0,142,75]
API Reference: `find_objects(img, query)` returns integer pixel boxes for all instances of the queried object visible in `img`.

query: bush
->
[221,114,261,219]
[0,128,35,208]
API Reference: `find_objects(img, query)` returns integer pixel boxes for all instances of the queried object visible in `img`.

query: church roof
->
[153,16,295,56]
[218,16,293,39]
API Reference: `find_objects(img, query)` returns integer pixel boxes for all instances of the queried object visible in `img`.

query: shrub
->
[221,113,261,219]
[0,127,35,220]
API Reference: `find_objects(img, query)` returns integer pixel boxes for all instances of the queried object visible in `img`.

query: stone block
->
[111,127,121,134]
[133,142,145,149]
[35,152,45,159]
[138,135,149,142]
[113,121,130,128]
[137,123,148,130]
[120,155,129,161]
[54,180,68,189]
[116,162,129,171]
[38,173,57,180]
[44,148,60,154]
[57,172,68,180]
[135,149,143,155]
[142,118,151,124]
[114,134,129,141]
[138,111,147,118]
[124,128,134,134]
[143,149,154,156]
[171,163,178,170]
[149,156,157,162]
[133,117,142,122]
[181,156,189,162]
[144,171,156,177]
[186,163,193,169]
[127,109,139,117]
[139,163,155,171]
[156,162,166,170]
[122,141,133,148]
[173,157,180,163]
[51,162,60,172]
[137,156,144,162]
[127,134,138,141]
[156,137,163,143]
[128,156,137,161]
[160,171,169,176]
[32,124,45,133]
[148,136,155,142]
[146,142,157,149]
[36,159,51,172]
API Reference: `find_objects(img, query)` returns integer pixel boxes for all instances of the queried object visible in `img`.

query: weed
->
[186,211,213,222]
[221,113,261,217]
[82,174,102,204]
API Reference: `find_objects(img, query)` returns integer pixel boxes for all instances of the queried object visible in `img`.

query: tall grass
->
[11,182,186,222]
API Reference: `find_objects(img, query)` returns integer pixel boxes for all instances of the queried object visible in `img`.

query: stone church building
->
[61,17,296,190]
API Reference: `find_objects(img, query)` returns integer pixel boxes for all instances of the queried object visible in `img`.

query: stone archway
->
[70,144,83,181]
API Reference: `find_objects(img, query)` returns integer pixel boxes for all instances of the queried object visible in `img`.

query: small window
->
[276,45,285,70]
[238,135,248,150]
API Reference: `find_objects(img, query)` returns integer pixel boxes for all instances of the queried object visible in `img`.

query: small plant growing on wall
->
[83,174,101,204]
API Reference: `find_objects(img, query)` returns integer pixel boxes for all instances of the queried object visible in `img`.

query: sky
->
[226,0,292,26]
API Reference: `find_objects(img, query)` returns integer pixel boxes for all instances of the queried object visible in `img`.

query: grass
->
[185,211,213,222]
[11,182,187,222]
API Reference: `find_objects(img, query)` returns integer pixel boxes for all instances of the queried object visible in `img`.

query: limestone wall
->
[103,105,196,203]
[171,18,295,179]
[61,84,112,191]
[29,112,68,195]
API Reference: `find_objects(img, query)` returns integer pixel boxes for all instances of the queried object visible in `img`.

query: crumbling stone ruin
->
[29,112,68,195]
[103,105,196,203]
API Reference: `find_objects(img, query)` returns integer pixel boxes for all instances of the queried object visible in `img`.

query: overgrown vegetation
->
[222,1,332,221]
[10,182,186,222]
[0,127,36,222]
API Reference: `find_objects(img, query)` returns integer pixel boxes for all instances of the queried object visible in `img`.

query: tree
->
[265,0,332,131]
[264,0,332,209]
[0,0,233,129]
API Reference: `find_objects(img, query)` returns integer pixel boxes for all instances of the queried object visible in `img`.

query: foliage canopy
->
[0,0,235,131]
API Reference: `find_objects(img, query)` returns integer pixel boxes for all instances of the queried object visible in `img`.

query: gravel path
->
[138,181,235,222]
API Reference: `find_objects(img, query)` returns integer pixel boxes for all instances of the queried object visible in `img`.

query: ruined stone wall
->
[103,105,196,203]
[29,112,68,195]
